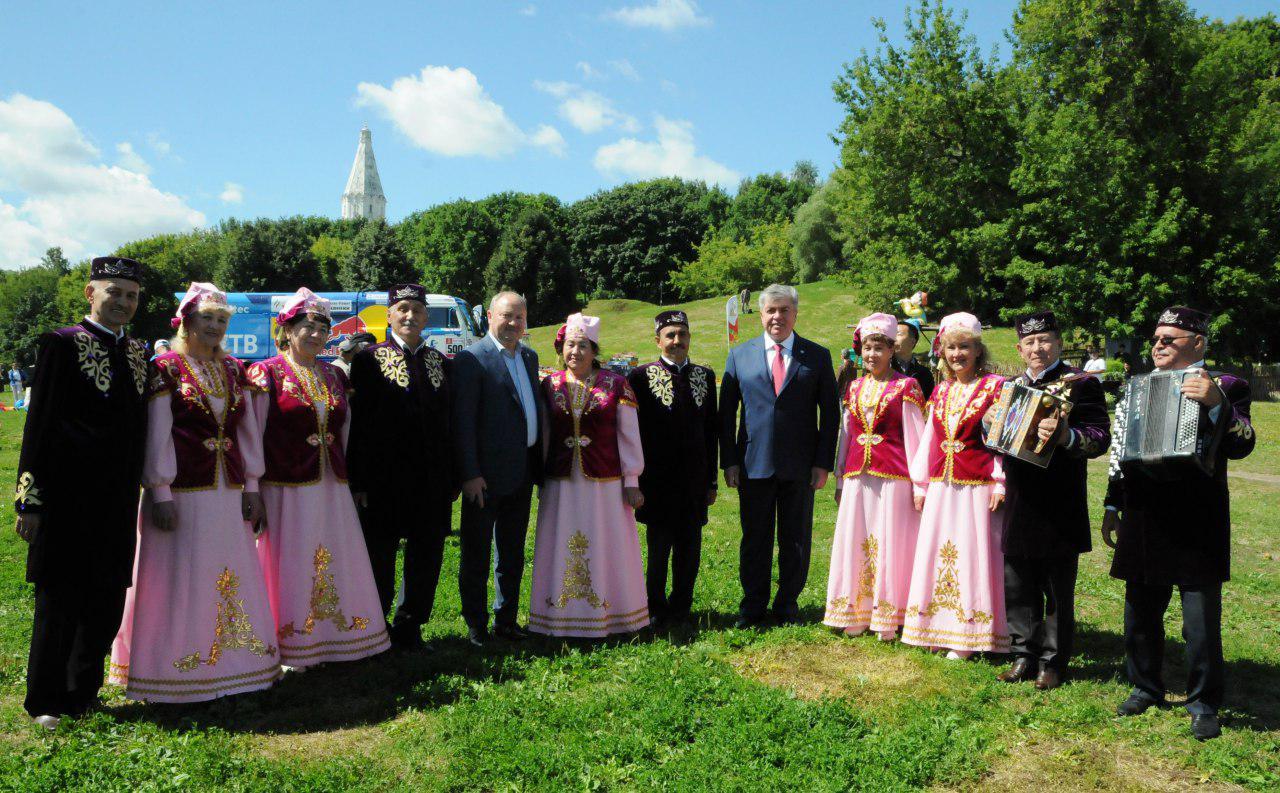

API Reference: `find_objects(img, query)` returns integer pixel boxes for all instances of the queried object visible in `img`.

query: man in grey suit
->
[719,284,839,628]
[453,292,545,647]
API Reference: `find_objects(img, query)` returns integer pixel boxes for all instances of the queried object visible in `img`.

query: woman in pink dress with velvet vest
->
[824,312,925,640]
[903,312,1009,659]
[246,289,389,668]
[111,283,281,702]
[529,313,649,638]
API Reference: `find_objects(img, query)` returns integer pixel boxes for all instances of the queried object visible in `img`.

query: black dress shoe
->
[390,625,425,651]
[734,615,764,629]
[1116,694,1159,716]
[467,627,489,648]
[493,623,529,641]
[774,614,804,627]
[1034,668,1063,690]
[1191,713,1221,741]
[996,657,1035,683]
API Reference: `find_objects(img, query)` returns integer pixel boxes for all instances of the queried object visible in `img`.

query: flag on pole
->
[726,294,740,346]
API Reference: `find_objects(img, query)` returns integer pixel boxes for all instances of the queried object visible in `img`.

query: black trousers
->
[644,520,703,618]
[459,479,533,631]
[360,497,449,639]
[1124,580,1224,715]
[25,582,128,718]
[1004,554,1078,672]
[738,475,814,620]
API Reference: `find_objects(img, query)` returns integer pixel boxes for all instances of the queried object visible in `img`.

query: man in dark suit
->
[14,257,149,730]
[453,292,545,647]
[892,319,934,401]
[719,284,839,627]
[997,311,1110,691]
[627,310,718,626]
[349,283,454,651]
[1103,306,1255,741]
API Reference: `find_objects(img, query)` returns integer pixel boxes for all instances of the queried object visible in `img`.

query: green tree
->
[337,220,416,291]
[832,0,1017,316]
[397,200,499,304]
[484,206,578,326]
[669,221,794,300]
[311,235,354,289]
[722,168,815,241]
[214,218,321,294]
[40,247,70,275]
[0,264,63,368]
[567,178,730,302]
[789,179,845,281]
[111,231,221,343]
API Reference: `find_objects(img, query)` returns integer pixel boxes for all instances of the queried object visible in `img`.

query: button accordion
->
[985,380,1073,468]
[1114,368,1220,479]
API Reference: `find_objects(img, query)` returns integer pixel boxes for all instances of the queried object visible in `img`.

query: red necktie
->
[772,343,786,395]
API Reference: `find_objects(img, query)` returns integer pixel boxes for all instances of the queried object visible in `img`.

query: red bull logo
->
[326,313,367,353]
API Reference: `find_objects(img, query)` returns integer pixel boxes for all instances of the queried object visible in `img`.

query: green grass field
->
[0,299,1276,791]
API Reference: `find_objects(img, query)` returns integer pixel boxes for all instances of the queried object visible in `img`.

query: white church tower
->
[341,125,387,220]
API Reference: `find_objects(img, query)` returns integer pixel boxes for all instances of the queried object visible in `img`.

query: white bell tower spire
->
[341,125,386,220]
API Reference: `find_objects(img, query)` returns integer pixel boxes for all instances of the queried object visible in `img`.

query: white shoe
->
[33,714,60,731]
[944,650,965,661]
[283,665,307,674]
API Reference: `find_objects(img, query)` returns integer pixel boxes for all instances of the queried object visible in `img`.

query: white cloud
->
[114,142,150,174]
[533,80,639,134]
[220,182,244,204]
[357,66,559,158]
[518,3,536,15]
[609,59,641,81]
[607,0,710,31]
[594,116,737,186]
[0,93,205,269]
[576,61,601,80]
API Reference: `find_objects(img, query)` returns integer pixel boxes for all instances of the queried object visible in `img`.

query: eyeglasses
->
[1150,333,1196,348]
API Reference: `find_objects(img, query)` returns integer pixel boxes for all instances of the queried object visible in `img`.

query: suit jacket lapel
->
[487,341,522,407]
[778,335,805,395]
[755,336,776,393]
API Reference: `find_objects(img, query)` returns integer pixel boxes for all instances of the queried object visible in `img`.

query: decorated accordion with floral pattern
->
[984,380,1072,468]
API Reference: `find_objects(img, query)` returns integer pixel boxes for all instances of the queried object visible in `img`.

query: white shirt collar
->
[1157,359,1207,372]
[1026,358,1061,381]
[661,355,689,370]
[84,316,124,341]
[763,332,795,352]
[391,331,424,354]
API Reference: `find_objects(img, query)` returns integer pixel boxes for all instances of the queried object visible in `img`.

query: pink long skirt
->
[258,471,390,667]
[823,476,919,634]
[529,472,650,638]
[901,481,1009,653]
[111,487,281,703]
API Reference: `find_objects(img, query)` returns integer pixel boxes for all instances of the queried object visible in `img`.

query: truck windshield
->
[426,307,459,328]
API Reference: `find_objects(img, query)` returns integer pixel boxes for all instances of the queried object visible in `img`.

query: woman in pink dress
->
[111,283,281,702]
[902,312,1009,659]
[824,312,926,640]
[529,313,649,638]
[246,288,389,668]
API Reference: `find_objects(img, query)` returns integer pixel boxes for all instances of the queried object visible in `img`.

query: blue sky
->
[0,0,1272,268]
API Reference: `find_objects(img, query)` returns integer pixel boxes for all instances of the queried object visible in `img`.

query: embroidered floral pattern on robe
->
[73,331,111,394]
[646,366,674,407]
[547,531,610,609]
[278,545,371,638]
[689,366,708,407]
[173,567,277,671]
[374,347,409,388]
[906,541,993,624]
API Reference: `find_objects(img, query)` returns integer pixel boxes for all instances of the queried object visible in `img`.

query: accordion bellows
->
[1114,369,1220,479]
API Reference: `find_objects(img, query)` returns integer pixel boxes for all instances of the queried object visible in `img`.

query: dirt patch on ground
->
[252,722,390,760]
[727,639,945,709]
[948,735,1245,792]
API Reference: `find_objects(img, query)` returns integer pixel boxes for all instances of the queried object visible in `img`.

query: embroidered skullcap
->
[933,311,983,356]
[560,312,600,345]
[171,282,230,330]
[90,256,143,284]
[855,312,897,347]
[277,287,331,324]
[388,283,428,306]
[654,310,689,334]
[1155,305,1209,335]
[1015,310,1060,339]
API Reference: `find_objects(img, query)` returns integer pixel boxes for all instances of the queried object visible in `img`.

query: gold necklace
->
[858,376,888,415]
[185,354,226,399]
[285,354,331,406]
[568,372,594,416]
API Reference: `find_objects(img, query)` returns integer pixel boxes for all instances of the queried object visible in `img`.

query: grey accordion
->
[1114,368,1220,479]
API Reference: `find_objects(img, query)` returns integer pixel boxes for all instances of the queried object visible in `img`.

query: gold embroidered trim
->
[126,340,147,396]
[125,670,282,697]
[423,350,445,389]
[73,331,111,394]
[901,626,1009,649]
[528,606,650,627]
[278,628,392,652]
[173,568,276,671]
[279,635,390,661]
[278,544,371,639]
[547,530,610,609]
[15,471,42,506]
[857,536,878,604]
[905,541,994,624]
[689,365,708,407]
[374,347,409,388]
[646,365,674,407]
[124,662,281,686]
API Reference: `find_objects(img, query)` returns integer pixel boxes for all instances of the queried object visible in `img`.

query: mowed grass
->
[0,312,1277,790]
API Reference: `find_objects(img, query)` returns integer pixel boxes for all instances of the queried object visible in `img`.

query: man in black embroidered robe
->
[998,311,1110,691]
[14,257,149,729]
[348,284,455,650]
[626,310,718,625]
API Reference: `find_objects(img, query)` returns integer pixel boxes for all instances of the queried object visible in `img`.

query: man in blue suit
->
[453,292,545,648]
[719,284,839,627]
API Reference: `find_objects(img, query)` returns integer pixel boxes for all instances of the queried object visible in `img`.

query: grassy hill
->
[523,279,1023,374]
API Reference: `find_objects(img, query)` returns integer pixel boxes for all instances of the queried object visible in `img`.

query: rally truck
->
[206,291,482,362]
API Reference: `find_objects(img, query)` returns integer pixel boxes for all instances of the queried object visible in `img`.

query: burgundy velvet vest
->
[149,352,250,490]
[543,369,637,481]
[926,373,1004,485]
[248,355,350,485]
[840,372,925,481]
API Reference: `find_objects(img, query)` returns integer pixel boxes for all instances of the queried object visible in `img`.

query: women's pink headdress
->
[277,287,331,324]
[853,312,898,349]
[171,282,230,330]
[557,312,601,346]
[932,311,983,356]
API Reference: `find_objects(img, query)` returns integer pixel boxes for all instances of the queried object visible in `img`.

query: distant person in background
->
[893,320,935,401]
[7,363,25,405]
[334,332,376,376]
[1083,347,1107,375]
[719,284,839,628]
[15,256,149,730]
[628,310,718,626]
[529,313,649,637]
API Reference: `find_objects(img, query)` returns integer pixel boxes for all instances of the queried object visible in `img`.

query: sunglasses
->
[1150,333,1196,348]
